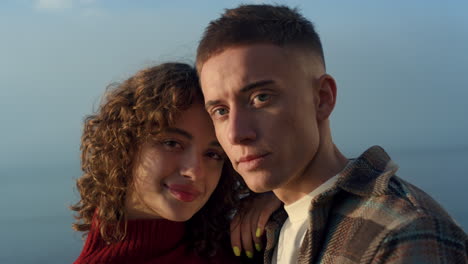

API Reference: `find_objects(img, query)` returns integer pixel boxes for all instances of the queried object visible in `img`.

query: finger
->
[255,194,282,246]
[240,210,254,259]
[249,205,263,252]
[230,213,242,257]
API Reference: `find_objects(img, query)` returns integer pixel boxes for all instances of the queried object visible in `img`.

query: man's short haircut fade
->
[196,4,325,72]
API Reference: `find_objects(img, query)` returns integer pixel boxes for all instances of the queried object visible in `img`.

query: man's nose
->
[227,108,257,145]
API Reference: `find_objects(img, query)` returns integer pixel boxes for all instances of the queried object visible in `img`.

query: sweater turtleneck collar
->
[123,218,186,254]
[75,218,198,263]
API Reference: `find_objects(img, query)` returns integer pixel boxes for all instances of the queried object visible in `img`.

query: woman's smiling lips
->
[237,153,270,171]
[167,184,201,202]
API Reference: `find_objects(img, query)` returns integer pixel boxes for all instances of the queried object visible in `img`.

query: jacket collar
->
[264,146,399,263]
[336,145,399,197]
[295,146,399,263]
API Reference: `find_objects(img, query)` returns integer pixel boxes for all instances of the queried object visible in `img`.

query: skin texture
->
[200,44,348,256]
[125,103,226,221]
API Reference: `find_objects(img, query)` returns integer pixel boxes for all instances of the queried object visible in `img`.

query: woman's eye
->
[162,140,182,150]
[206,151,224,161]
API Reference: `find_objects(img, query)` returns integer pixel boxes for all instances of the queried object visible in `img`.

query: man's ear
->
[316,74,337,121]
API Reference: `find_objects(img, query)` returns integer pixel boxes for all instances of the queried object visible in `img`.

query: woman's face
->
[125,103,226,221]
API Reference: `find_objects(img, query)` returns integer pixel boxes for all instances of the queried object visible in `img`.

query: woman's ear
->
[316,74,337,121]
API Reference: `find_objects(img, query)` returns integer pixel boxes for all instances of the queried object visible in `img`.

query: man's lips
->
[166,184,201,202]
[237,153,270,170]
[238,153,270,163]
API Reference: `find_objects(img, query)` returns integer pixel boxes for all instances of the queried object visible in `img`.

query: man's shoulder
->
[335,175,462,232]
[367,176,468,262]
[335,145,460,229]
[323,175,467,263]
[385,176,455,222]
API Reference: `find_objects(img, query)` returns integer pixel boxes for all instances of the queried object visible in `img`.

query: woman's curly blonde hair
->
[71,62,244,256]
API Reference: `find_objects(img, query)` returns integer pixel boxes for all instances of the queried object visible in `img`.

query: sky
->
[1,0,467,173]
[0,0,467,192]
[0,0,467,262]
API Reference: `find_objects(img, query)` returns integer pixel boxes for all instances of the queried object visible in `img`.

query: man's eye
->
[253,93,271,104]
[214,108,229,116]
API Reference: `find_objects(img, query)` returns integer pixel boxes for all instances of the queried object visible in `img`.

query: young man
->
[196,4,468,264]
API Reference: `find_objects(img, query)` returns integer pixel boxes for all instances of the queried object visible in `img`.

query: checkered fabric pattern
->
[264,146,468,263]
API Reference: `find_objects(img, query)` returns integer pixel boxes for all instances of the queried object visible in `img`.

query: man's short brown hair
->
[196,4,325,72]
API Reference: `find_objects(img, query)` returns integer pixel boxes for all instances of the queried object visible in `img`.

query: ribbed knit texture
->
[74,218,216,264]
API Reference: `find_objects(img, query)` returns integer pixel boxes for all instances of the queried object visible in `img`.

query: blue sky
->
[1,0,467,170]
[0,1,467,261]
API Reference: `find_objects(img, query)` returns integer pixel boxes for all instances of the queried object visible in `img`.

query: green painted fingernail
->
[255,243,262,252]
[233,246,241,257]
[256,227,263,237]
[246,250,253,259]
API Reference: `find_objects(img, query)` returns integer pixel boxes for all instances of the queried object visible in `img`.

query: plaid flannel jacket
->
[264,146,468,263]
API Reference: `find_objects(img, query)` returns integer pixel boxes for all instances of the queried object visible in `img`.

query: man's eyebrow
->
[205,99,221,110]
[162,128,192,140]
[240,79,275,93]
[205,79,275,109]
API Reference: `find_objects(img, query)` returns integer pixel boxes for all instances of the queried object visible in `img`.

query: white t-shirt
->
[272,175,339,264]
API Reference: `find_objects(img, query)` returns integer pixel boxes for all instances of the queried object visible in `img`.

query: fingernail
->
[255,243,262,252]
[256,227,263,237]
[233,246,241,257]
[246,250,253,259]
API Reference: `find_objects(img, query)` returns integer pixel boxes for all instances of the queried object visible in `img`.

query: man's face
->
[200,44,323,193]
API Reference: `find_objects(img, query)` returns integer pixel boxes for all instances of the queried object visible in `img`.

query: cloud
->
[34,0,103,15]
[35,0,73,10]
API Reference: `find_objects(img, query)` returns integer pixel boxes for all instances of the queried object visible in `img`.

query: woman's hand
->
[230,191,282,259]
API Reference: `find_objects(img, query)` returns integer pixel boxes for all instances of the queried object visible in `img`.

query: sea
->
[1,148,467,263]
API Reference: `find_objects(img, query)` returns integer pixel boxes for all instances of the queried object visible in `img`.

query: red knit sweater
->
[74,218,236,264]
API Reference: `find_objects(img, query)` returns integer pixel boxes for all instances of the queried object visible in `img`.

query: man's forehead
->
[209,44,288,65]
[200,44,287,90]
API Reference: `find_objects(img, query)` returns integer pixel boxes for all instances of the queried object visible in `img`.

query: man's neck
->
[274,143,348,205]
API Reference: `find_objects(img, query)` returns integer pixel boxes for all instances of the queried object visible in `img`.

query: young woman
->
[71,63,250,263]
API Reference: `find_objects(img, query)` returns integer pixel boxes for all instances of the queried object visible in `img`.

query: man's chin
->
[245,179,277,193]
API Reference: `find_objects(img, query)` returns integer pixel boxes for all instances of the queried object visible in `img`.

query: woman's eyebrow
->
[162,127,192,140]
[209,141,222,148]
[163,128,222,149]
